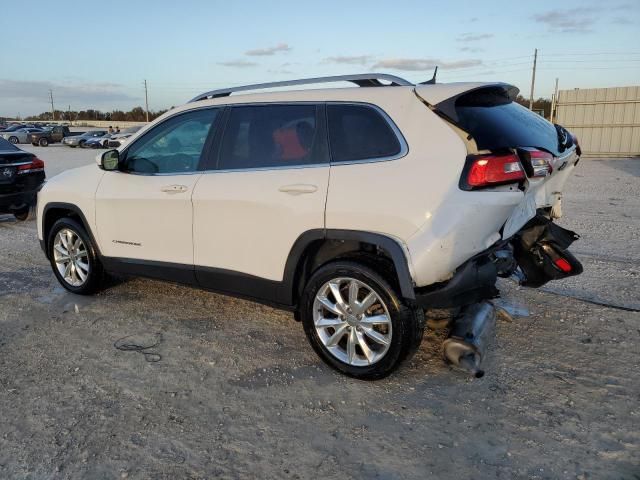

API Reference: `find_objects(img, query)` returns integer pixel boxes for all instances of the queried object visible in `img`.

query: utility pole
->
[144,79,150,122]
[49,89,55,121]
[550,78,559,122]
[529,48,538,110]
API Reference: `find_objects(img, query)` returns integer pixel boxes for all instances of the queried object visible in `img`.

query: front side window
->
[218,104,321,170]
[124,109,218,174]
[327,104,402,163]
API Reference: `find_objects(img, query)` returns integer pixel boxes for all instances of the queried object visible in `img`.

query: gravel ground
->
[1,144,638,479]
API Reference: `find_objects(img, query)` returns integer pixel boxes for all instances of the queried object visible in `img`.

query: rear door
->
[95,108,220,270]
[191,103,329,294]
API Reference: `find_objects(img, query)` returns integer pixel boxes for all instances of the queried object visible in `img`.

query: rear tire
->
[48,217,104,295]
[8,136,18,144]
[13,205,36,221]
[300,260,424,380]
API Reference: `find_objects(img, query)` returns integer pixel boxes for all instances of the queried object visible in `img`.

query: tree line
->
[23,106,171,122]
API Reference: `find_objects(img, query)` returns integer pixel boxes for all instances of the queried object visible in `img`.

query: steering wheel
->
[171,153,196,171]
[127,156,159,174]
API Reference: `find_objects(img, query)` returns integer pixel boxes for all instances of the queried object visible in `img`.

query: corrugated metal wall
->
[555,86,640,158]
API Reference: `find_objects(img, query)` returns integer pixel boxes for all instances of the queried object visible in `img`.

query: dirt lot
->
[1,144,638,479]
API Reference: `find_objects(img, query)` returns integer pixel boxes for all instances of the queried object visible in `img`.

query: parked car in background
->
[1,127,45,144]
[82,135,111,149]
[105,126,144,148]
[0,124,27,133]
[0,137,45,221]
[62,130,108,148]
[29,126,83,147]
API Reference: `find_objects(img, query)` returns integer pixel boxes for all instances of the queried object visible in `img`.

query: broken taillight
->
[461,153,525,190]
[554,258,572,273]
[529,150,553,177]
[17,157,45,174]
[517,148,553,178]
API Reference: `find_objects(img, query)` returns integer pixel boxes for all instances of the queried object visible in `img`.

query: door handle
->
[160,184,188,194]
[278,184,318,195]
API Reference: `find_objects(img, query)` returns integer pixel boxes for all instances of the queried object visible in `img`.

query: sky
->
[1,0,639,117]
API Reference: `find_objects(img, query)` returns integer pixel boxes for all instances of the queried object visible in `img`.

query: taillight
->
[554,258,572,273]
[461,153,525,190]
[17,157,45,174]
[517,148,553,178]
[529,150,553,177]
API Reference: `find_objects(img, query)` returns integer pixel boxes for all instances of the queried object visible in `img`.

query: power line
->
[539,51,640,56]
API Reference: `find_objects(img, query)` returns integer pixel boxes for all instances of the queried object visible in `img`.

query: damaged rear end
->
[413,82,583,375]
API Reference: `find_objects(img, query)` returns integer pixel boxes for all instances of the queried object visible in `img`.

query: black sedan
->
[0,137,45,221]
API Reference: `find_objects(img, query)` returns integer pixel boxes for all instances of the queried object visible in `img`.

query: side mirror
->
[99,149,120,171]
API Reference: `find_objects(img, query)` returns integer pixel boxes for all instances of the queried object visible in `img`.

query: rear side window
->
[219,104,321,170]
[454,88,562,156]
[327,104,401,163]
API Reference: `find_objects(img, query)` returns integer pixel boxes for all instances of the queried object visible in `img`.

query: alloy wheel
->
[313,277,392,366]
[53,228,90,287]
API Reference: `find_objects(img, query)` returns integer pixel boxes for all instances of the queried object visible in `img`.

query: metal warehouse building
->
[554,86,640,158]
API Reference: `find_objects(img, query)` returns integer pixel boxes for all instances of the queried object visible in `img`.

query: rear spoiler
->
[415,82,519,124]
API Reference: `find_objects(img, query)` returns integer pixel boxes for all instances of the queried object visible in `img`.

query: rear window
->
[327,104,402,163]
[455,88,563,156]
[0,137,20,152]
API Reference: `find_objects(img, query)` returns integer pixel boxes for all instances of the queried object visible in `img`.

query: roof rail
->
[188,73,414,102]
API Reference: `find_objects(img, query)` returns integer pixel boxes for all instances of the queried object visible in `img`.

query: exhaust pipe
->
[443,301,496,378]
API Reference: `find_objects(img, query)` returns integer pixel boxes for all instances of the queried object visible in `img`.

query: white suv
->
[37,74,582,379]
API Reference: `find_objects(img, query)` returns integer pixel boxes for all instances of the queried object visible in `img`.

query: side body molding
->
[39,212,416,310]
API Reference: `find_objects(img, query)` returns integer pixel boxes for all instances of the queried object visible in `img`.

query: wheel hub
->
[52,228,90,288]
[313,277,392,367]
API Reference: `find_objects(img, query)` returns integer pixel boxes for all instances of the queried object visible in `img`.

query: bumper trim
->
[0,190,38,211]
[414,255,498,309]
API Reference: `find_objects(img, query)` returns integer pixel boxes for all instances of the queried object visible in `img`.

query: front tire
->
[48,217,104,295]
[300,261,425,380]
[8,136,18,144]
[38,137,49,147]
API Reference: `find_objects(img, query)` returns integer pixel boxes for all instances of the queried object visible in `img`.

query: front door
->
[95,108,220,270]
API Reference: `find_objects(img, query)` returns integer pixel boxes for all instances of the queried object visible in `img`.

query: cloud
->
[532,9,597,33]
[457,33,493,42]
[611,16,633,24]
[323,55,372,65]
[217,60,258,68]
[268,69,294,75]
[245,43,291,56]
[0,79,138,105]
[459,46,484,53]
[372,58,482,71]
